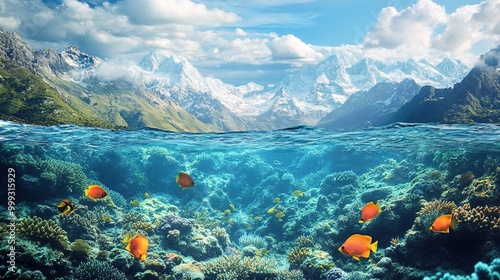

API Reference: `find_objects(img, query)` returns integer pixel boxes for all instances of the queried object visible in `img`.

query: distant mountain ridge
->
[385,47,500,125]
[0,26,485,132]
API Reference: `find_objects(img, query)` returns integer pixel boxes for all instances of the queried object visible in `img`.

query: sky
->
[0,0,499,85]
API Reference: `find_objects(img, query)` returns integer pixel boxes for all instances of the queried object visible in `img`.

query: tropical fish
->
[338,234,378,261]
[176,172,195,190]
[275,212,285,219]
[229,203,236,210]
[359,201,382,224]
[123,234,148,261]
[273,197,281,203]
[57,199,76,215]
[292,190,303,197]
[267,208,275,214]
[84,185,108,200]
[144,192,150,198]
[102,215,113,223]
[130,200,140,207]
[223,209,231,214]
[429,214,458,233]
[254,216,261,221]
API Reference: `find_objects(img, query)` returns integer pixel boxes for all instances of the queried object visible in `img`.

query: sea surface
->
[0,120,499,280]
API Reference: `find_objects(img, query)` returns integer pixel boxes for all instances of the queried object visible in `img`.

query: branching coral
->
[296,235,315,248]
[74,259,127,280]
[203,255,278,280]
[121,211,149,229]
[454,203,500,230]
[415,200,457,231]
[462,177,498,204]
[212,227,230,248]
[287,247,311,268]
[58,212,98,240]
[416,200,457,215]
[17,216,68,248]
[131,221,155,235]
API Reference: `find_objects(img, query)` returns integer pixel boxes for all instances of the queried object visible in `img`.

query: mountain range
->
[2,27,499,132]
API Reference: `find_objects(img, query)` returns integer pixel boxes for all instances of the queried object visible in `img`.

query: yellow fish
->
[229,203,236,210]
[144,192,150,198]
[130,200,140,207]
[268,208,275,214]
[273,197,281,203]
[224,209,231,214]
[292,190,303,197]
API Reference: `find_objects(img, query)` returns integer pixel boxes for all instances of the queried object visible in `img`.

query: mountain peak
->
[138,51,191,73]
[60,45,101,69]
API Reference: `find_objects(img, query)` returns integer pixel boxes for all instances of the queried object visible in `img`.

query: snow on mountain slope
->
[53,47,470,130]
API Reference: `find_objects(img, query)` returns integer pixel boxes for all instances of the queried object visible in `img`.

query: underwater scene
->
[1,120,500,280]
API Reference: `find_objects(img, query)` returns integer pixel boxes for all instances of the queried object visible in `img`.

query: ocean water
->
[0,120,500,280]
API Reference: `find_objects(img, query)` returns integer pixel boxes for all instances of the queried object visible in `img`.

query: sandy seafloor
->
[0,120,499,280]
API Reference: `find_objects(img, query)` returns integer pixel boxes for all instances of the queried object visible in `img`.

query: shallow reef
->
[1,124,500,280]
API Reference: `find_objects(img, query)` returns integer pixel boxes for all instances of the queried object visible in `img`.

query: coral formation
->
[238,234,268,249]
[74,259,127,280]
[454,203,500,230]
[17,216,68,248]
[203,255,278,280]
[325,267,350,280]
[424,258,500,280]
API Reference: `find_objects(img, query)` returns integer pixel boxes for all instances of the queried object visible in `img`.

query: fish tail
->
[450,215,458,231]
[84,189,89,196]
[176,175,180,183]
[371,240,378,253]
[123,234,132,244]
[375,201,382,211]
[358,219,364,224]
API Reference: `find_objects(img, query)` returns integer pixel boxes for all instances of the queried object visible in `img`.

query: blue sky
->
[0,0,498,85]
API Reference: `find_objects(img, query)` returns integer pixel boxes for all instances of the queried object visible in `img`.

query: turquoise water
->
[1,120,500,279]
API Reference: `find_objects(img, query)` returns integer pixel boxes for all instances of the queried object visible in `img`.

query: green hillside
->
[0,58,215,132]
[0,58,109,127]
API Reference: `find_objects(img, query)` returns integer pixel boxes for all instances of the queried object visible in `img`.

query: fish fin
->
[375,201,382,212]
[84,189,89,196]
[176,175,180,183]
[352,255,360,261]
[371,240,378,253]
[123,234,132,244]
[140,254,146,261]
[350,234,372,243]
[358,219,364,224]
[450,216,458,231]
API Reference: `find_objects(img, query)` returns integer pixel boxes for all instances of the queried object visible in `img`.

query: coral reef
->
[74,259,127,280]
[17,216,68,248]
[454,203,500,230]
[202,255,278,280]
[424,258,500,280]
[238,234,268,249]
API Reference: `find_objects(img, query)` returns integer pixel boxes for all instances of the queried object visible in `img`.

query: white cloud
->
[235,28,247,36]
[118,0,240,26]
[269,34,324,63]
[0,17,21,30]
[363,0,447,49]
[432,0,500,56]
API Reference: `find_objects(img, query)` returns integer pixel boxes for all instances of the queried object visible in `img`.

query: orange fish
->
[123,234,148,260]
[84,185,108,200]
[338,234,378,261]
[429,214,458,233]
[359,201,382,223]
[176,172,195,190]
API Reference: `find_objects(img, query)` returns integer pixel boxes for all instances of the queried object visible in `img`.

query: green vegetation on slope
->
[0,58,215,132]
[0,58,110,127]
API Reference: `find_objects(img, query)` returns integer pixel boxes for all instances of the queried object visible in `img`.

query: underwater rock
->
[172,262,205,280]
[159,213,194,234]
[325,267,349,280]
[238,234,268,249]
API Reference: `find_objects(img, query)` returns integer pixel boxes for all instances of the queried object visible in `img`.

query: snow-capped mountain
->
[264,55,470,127]
[42,46,470,131]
